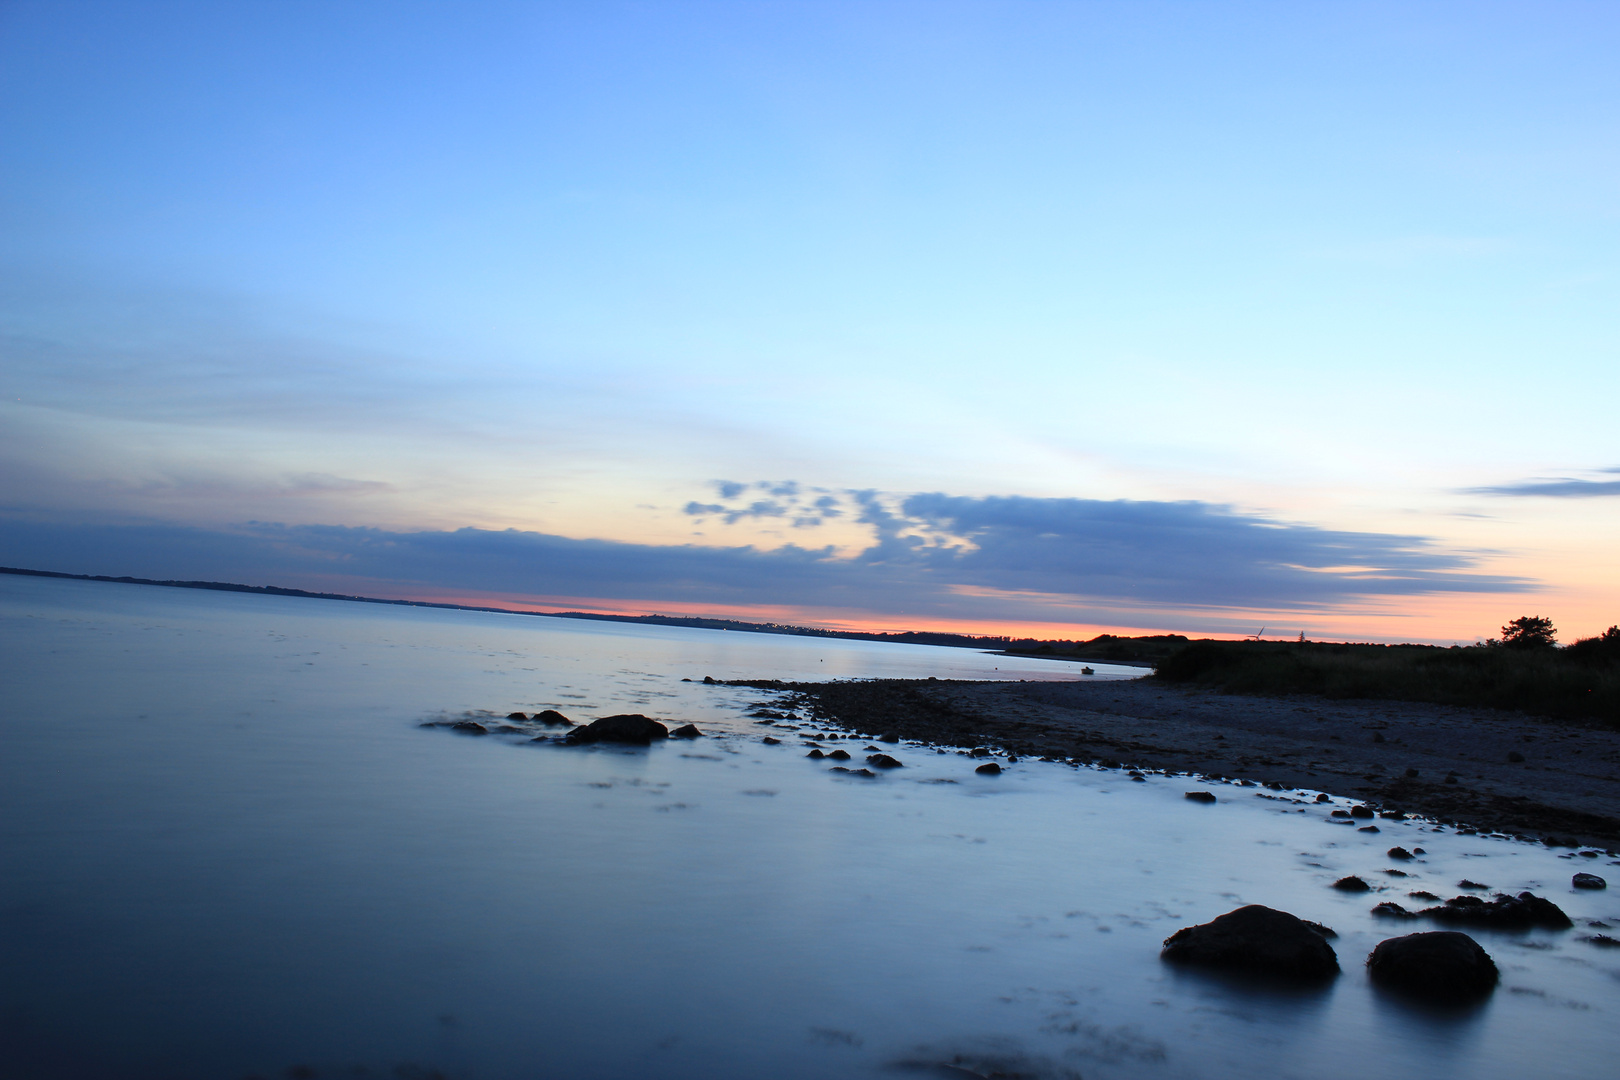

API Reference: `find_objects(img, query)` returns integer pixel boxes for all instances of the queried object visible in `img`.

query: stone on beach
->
[1572,872,1606,889]
[866,753,903,768]
[975,762,1002,775]
[670,724,703,738]
[1415,891,1572,930]
[564,714,670,745]
[1161,904,1339,979]
[505,712,527,720]
[1332,876,1371,892]
[534,710,574,726]
[1184,791,1217,803]
[1367,931,1498,1002]
[450,721,488,734]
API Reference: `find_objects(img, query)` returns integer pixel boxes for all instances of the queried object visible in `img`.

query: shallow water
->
[2,574,1617,1080]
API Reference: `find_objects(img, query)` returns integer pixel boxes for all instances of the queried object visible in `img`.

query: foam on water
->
[2,574,1617,1079]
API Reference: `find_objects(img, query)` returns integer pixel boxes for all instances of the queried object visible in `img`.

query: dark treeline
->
[1152,629,1620,725]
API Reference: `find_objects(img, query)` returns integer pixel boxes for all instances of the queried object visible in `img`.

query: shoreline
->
[738,676,1620,850]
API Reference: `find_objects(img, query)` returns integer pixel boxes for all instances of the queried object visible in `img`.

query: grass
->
[1151,639,1620,725]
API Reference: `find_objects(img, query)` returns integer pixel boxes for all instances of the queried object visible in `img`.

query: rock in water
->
[505,712,528,721]
[1184,791,1217,804]
[1367,931,1498,1001]
[866,753,903,768]
[975,762,1002,775]
[564,714,670,745]
[669,724,703,739]
[1573,873,1607,890]
[1421,892,1572,930]
[1332,876,1371,892]
[450,721,488,735]
[1161,905,1339,979]
[534,710,574,726]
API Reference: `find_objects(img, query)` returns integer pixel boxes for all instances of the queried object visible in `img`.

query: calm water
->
[2,574,1617,1080]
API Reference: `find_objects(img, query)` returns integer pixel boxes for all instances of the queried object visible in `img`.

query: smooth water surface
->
[3,575,1617,1080]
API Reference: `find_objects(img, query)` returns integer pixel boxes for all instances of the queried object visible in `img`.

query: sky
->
[2,0,1617,643]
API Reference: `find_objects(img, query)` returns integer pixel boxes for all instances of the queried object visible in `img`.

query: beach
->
[756,675,1620,849]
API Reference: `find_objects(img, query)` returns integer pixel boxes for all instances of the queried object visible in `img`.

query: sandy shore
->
[745,676,1620,850]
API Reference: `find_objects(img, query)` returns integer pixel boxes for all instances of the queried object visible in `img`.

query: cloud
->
[0,489,1528,628]
[1465,470,1620,498]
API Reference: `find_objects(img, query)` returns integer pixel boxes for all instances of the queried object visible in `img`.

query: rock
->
[1573,873,1606,889]
[505,712,528,721]
[1373,902,1417,918]
[1160,905,1339,980]
[970,747,992,758]
[1367,931,1498,1002]
[805,748,825,759]
[975,762,1002,775]
[850,768,876,777]
[1333,876,1371,892]
[1184,791,1217,804]
[564,714,670,745]
[1418,892,1572,930]
[1507,750,1525,762]
[867,753,903,768]
[1404,768,1420,778]
[1330,809,1351,818]
[450,721,488,734]
[1388,847,1413,860]
[1350,805,1375,819]
[1412,847,1425,855]
[669,724,703,738]
[1005,755,1019,763]
[534,710,574,726]
[1458,879,1489,890]
[1373,731,1386,743]
[1588,935,1620,947]
[1359,826,1381,833]
[880,733,900,743]
[1315,793,1332,803]
[702,676,717,685]
[761,736,781,745]
[827,749,851,760]
[1408,890,1440,901]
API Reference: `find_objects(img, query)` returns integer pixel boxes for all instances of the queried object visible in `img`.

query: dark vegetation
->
[1001,633,1191,665]
[1153,621,1620,725]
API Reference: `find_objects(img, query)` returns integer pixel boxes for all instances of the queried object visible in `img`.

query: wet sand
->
[748,676,1620,850]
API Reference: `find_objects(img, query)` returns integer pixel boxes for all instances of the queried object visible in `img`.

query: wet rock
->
[761,736,781,745]
[1388,847,1414,860]
[1373,902,1417,918]
[1458,879,1489,890]
[1385,869,1408,877]
[1333,876,1371,892]
[1587,934,1620,947]
[1184,791,1218,804]
[1412,847,1426,855]
[534,710,574,726]
[880,733,900,744]
[1005,755,1019,763]
[1419,892,1572,930]
[1161,904,1339,980]
[450,721,488,734]
[1367,931,1498,1002]
[827,749,851,760]
[975,762,1002,775]
[1350,805,1375,819]
[806,748,825,759]
[1330,809,1352,818]
[969,747,992,758]
[867,753,903,768]
[1359,826,1381,833]
[1572,873,1606,889]
[670,724,703,738]
[1408,890,1441,901]
[564,714,670,745]
[702,676,717,685]
[505,712,528,721]
[851,767,876,777]
[1315,793,1332,803]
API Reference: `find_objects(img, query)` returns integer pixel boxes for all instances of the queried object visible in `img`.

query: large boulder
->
[1161,905,1339,979]
[564,714,670,745]
[1367,931,1498,1001]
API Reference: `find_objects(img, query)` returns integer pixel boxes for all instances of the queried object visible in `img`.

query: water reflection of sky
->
[3,574,1616,1080]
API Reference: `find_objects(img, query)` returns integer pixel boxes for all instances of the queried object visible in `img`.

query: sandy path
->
[756,676,1620,850]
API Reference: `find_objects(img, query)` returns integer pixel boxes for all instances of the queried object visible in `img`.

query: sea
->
[2,572,1616,1080]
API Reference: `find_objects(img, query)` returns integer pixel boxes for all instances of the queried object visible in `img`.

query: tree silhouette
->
[1499,615,1557,649]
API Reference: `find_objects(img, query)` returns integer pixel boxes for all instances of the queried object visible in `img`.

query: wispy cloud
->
[1465,469,1620,498]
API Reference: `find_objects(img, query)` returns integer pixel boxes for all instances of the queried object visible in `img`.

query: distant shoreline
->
[0,564,1056,658]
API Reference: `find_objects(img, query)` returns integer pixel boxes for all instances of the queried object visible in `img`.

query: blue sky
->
[2,1,1617,641]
